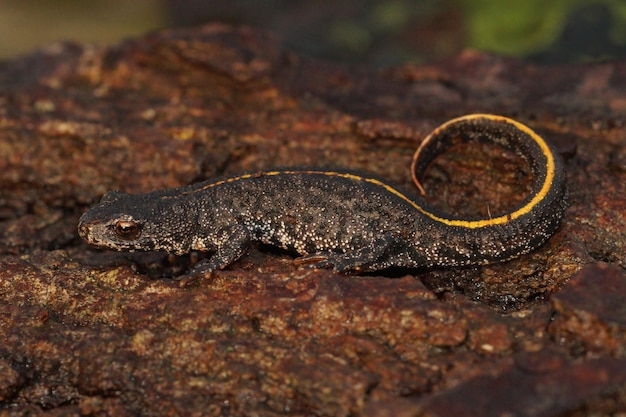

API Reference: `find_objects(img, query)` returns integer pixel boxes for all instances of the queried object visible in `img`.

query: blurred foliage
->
[0,0,164,59]
[465,0,577,54]
[1,0,625,64]
[462,0,626,60]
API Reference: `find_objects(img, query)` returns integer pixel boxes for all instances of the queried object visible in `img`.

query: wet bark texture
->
[1,24,626,416]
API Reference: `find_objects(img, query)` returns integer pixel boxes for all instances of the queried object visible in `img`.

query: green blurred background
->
[1,0,626,65]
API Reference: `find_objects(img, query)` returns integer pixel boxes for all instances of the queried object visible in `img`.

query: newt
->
[78,114,567,277]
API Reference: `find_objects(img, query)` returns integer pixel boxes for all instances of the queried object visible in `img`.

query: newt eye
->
[114,221,142,240]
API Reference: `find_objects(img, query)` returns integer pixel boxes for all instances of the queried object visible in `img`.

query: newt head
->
[78,190,185,254]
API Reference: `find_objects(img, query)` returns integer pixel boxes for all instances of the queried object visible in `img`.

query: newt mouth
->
[77,221,93,242]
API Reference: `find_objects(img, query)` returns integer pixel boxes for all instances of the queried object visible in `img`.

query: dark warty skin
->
[78,115,567,278]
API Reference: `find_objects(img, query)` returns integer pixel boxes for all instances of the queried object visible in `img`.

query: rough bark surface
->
[1,24,625,416]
